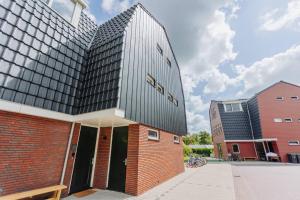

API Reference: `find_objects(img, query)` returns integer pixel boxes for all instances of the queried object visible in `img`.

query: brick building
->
[210,81,300,162]
[0,0,187,197]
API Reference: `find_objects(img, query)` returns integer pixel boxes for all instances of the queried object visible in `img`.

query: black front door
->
[70,126,97,194]
[108,127,128,192]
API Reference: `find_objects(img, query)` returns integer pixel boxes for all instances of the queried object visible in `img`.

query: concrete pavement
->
[65,164,236,200]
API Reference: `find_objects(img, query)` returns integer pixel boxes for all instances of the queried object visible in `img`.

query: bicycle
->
[186,155,207,168]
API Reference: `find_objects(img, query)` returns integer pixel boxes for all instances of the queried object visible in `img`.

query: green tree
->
[183,131,212,145]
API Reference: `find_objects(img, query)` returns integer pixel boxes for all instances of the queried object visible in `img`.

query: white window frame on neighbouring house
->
[291,96,299,100]
[276,96,284,101]
[273,118,283,123]
[284,118,293,123]
[224,103,243,112]
[288,140,300,146]
[174,135,180,144]
[148,129,160,141]
[146,74,156,87]
[232,144,240,153]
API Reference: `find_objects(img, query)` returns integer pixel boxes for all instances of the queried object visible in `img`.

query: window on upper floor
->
[276,96,284,101]
[148,129,159,141]
[166,58,171,67]
[173,98,178,107]
[284,118,293,123]
[157,83,164,95]
[168,93,173,102]
[224,103,242,112]
[273,118,283,123]
[291,96,299,100]
[157,43,163,55]
[288,140,300,146]
[51,0,76,22]
[232,144,240,153]
[174,135,180,144]
[146,74,155,87]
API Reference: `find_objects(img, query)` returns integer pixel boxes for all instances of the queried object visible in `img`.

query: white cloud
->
[261,0,300,31]
[101,0,130,14]
[186,111,210,133]
[234,45,300,97]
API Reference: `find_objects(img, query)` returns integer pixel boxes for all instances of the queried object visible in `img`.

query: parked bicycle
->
[186,155,207,168]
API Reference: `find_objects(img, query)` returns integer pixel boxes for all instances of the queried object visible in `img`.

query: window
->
[148,130,159,141]
[146,74,155,87]
[173,98,178,106]
[291,96,299,100]
[288,141,300,146]
[276,96,284,100]
[174,135,180,144]
[157,83,164,94]
[284,118,293,123]
[51,0,76,22]
[224,103,242,112]
[166,58,171,67]
[232,144,240,153]
[273,118,283,123]
[168,93,173,102]
[157,43,163,55]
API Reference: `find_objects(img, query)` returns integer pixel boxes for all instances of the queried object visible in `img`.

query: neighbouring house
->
[0,0,187,197]
[210,81,300,162]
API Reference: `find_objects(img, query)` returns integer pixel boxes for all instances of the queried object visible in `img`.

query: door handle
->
[123,158,127,166]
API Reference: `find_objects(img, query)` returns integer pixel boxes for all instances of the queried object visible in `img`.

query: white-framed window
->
[291,96,299,100]
[51,0,76,22]
[276,96,284,101]
[157,83,164,95]
[157,43,163,55]
[288,141,300,146]
[148,129,159,141]
[174,135,180,144]
[284,118,293,123]
[173,98,178,106]
[41,0,86,27]
[168,93,173,102]
[232,144,240,153]
[146,74,155,87]
[166,58,171,67]
[224,103,243,112]
[273,118,283,123]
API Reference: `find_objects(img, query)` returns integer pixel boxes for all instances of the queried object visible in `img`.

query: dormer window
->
[51,0,76,22]
[224,103,243,112]
[42,0,87,27]
[276,96,284,101]
[291,96,299,100]
[157,44,163,55]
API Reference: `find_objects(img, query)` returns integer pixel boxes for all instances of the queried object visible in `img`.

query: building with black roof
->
[0,0,187,197]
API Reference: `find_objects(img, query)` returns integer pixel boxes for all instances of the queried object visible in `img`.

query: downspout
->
[60,122,75,185]
[246,102,259,160]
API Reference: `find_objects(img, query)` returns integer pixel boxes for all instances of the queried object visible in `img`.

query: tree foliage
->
[183,131,212,145]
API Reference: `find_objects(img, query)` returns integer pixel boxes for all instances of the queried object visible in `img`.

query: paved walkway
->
[232,162,300,200]
[65,164,236,200]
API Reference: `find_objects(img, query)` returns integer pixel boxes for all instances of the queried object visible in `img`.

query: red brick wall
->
[126,124,185,196]
[0,110,72,196]
[257,82,300,162]
[93,127,112,189]
[226,142,257,159]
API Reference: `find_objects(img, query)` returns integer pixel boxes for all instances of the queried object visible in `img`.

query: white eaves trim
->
[0,99,125,123]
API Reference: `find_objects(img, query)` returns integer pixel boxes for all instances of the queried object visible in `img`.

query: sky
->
[85,0,300,134]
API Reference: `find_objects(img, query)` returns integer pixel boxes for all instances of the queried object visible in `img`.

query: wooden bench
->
[243,157,257,161]
[0,185,67,200]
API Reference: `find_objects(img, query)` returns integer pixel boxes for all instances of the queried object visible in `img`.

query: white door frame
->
[90,126,100,187]
[106,125,114,188]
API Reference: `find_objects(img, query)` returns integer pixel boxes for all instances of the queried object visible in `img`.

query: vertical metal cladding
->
[247,96,262,139]
[218,102,253,140]
[119,5,187,135]
[0,0,97,114]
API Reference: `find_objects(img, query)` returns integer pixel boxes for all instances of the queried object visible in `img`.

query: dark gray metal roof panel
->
[218,102,253,140]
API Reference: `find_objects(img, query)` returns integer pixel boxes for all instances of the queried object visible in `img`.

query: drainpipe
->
[60,122,75,185]
[246,102,259,160]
